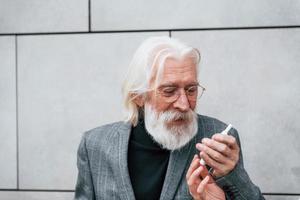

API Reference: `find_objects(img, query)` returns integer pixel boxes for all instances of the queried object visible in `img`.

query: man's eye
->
[186,86,197,94]
[162,88,176,96]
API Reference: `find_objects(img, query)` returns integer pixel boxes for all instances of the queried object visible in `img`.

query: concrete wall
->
[0,0,299,199]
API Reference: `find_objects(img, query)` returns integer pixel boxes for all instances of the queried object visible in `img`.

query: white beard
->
[144,104,198,151]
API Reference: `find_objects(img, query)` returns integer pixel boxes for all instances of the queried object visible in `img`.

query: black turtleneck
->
[128,119,170,200]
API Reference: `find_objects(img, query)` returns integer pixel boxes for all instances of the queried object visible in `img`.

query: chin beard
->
[144,104,198,151]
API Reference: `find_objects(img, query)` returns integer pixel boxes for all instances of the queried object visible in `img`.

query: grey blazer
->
[74,115,265,200]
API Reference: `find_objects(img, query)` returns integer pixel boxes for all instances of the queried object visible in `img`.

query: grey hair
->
[122,36,201,126]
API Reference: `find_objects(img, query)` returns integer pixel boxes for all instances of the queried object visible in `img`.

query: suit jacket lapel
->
[115,122,136,200]
[159,136,197,200]
[113,118,204,200]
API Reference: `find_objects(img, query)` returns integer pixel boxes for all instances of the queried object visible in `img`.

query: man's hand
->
[196,133,240,178]
[186,155,225,200]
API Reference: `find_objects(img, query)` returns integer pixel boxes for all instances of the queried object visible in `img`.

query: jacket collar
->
[115,121,198,200]
[116,122,135,200]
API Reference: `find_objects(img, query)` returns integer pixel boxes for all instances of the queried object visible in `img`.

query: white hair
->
[144,104,198,150]
[122,36,201,126]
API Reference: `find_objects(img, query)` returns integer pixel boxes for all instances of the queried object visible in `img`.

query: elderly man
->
[75,36,264,200]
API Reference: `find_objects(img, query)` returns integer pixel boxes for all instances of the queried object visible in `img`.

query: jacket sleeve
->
[215,128,265,200]
[74,133,96,200]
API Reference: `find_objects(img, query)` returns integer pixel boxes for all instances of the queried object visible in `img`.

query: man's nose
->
[173,90,190,112]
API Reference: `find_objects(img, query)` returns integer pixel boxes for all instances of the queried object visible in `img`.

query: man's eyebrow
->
[158,82,199,88]
[159,83,178,88]
[185,82,199,87]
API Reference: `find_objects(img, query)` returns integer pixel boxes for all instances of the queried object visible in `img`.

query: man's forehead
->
[163,58,196,72]
[150,57,197,87]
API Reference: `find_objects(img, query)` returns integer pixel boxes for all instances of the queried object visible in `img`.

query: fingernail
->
[202,138,209,144]
[196,167,202,173]
[213,134,221,140]
[199,151,204,157]
[196,143,202,149]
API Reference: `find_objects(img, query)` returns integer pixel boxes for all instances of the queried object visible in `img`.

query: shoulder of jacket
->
[197,114,226,126]
[83,121,129,146]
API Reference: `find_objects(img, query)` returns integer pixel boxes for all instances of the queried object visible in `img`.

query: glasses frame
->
[154,83,206,103]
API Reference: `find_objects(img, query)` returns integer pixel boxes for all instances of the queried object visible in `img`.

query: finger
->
[197,163,214,184]
[196,143,227,164]
[212,134,239,149]
[189,188,200,200]
[187,166,204,197]
[200,138,231,157]
[199,151,223,171]
[188,181,199,199]
[188,166,204,186]
[186,155,200,180]
[196,175,210,194]
[199,162,208,179]
[209,135,240,162]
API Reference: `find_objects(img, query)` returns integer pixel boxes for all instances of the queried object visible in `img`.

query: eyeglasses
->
[155,83,206,103]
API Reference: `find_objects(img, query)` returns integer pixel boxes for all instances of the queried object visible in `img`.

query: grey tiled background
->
[0,0,299,199]
[17,32,167,190]
[0,0,88,33]
[0,36,16,189]
[91,0,300,31]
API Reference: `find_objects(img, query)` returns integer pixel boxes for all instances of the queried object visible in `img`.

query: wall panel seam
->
[88,0,91,32]
[15,35,19,190]
[0,25,300,36]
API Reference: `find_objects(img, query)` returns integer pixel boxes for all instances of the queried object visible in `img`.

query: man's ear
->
[132,94,145,107]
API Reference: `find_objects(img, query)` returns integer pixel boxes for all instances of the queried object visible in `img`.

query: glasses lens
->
[157,85,205,103]
[197,86,205,100]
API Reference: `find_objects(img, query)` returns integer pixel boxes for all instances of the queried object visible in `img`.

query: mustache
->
[159,109,195,123]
